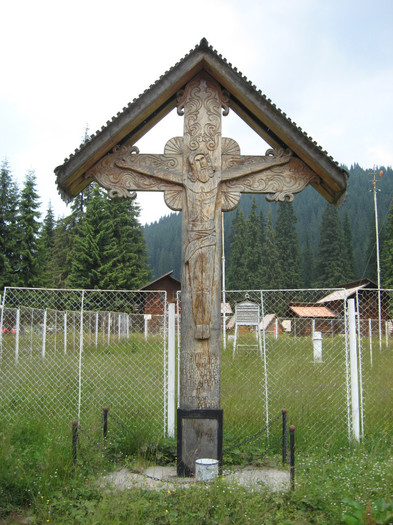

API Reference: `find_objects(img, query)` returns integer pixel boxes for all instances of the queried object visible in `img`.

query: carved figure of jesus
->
[184,150,218,340]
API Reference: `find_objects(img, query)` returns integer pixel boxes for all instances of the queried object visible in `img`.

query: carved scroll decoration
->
[87,144,183,202]
[178,74,229,154]
[221,157,320,206]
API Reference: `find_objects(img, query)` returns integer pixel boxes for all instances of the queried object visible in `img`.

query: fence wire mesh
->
[1,286,392,453]
[354,288,393,442]
[0,287,168,440]
[221,288,393,451]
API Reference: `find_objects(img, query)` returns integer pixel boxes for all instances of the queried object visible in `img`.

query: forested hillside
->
[144,164,393,287]
[2,160,393,292]
[0,161,150,291]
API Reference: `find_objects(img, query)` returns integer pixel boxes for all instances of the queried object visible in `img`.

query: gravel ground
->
[98,465,290,492]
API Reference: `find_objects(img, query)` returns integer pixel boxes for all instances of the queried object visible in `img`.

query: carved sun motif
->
[164,137,184,156]
[221,137,241,156]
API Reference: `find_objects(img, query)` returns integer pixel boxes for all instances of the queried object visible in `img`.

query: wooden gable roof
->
[317,279,378,304]
[289,305,336,318]
[140,270,181,291]
[55,38,348,205]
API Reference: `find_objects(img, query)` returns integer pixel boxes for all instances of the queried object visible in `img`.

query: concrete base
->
[98,465,290,492]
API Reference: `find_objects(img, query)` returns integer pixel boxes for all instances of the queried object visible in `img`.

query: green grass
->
[1,331,393,522]
[1,419,393,524]
[222,331,393,451]
[0,331,167,437]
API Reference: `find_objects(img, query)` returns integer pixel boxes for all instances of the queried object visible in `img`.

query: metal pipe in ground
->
[103,406,109,441]
[282,409,287,465]
[72,419,78,467]
[289,425,295,490]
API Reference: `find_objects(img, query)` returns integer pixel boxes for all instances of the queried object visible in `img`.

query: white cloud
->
[1,0,392,223]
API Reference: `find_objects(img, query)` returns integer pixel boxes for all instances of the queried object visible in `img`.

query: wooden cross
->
[86,72,318,473]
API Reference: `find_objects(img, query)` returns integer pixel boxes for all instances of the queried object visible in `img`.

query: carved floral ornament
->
[87,141,319,209]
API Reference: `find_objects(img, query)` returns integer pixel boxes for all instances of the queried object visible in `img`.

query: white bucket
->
[195,458,219,481]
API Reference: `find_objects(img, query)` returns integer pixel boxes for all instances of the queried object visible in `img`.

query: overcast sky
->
[1,0,392,224]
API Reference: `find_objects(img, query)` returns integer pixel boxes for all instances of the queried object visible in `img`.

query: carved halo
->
[221,137,241,156]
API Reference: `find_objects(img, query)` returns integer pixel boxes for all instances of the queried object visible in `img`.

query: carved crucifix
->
[87,72,318,473]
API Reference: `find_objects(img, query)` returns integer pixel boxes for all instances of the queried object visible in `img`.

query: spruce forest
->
[1,161,393,292]
[144,164,393,289]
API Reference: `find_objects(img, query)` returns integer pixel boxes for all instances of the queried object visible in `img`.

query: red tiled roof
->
[289,305,336,318]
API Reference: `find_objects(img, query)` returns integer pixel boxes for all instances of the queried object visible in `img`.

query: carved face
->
[189,153,214,183]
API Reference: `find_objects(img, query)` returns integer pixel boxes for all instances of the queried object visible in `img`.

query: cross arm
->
[86,145,184,201]
[221,148,292,181]
[221,157,320,210]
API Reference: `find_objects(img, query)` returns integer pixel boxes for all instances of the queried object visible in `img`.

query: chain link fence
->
[353,288,393,443]
[220,287,393,451]
[1,286,392,452]
[0,287,168,440]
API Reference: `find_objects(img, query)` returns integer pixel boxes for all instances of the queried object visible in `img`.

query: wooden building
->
[140,270,181,316]
[317,279,389,334]
[288,303,338,336]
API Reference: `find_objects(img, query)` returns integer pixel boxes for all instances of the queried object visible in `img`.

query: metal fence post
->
[289,425,295,490]
[77,291,84,422]
[167,302,176,438]
[64,311,67,354]
[72,419,78,467]
[348,298,360,442]
[15,308,20,363]
[282,408,287,464]
[103,406,109,441]
[42,309,47,359]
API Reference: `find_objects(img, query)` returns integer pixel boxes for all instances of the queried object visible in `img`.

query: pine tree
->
[342,212,357,282]
[49,217,73,288]
[315,204,346,287]
[301,233,315,288]
[227,209,248,289]
[381,201,393,288]
[275,201,301,288]
[100,197,151,289]
[144,213,182,279]
[17,170,41,287]
[67,185,151,290]
[363,217,378,282]
[66,185,110,289]
[263,209,283,289]
[258,209,267,288]
[36,204,56,287]
[243,198,264,289]
[0,160,20,289]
